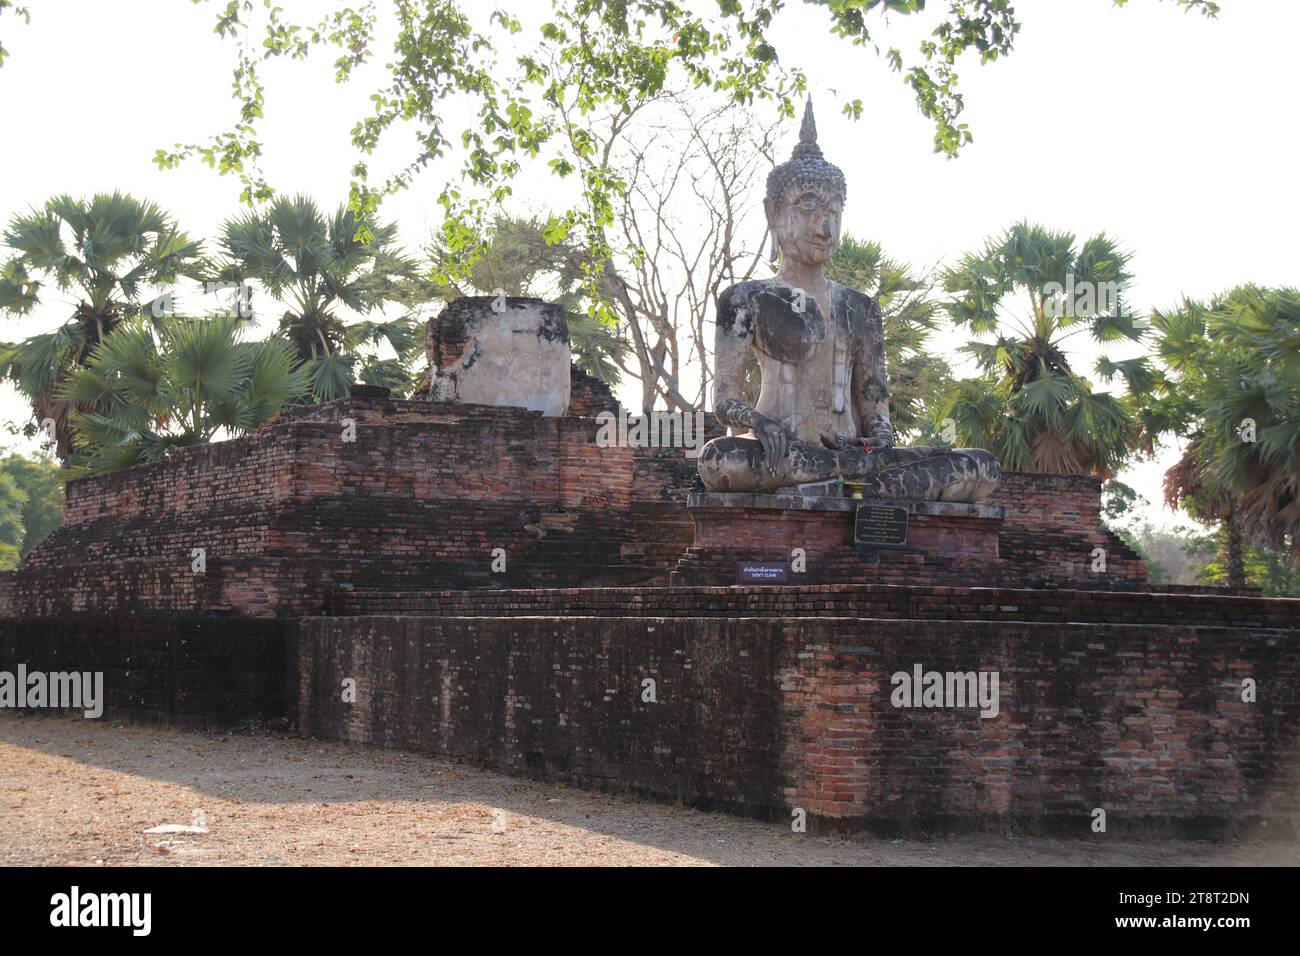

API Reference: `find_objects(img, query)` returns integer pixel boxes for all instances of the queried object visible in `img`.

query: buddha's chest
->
[749,287,855,415]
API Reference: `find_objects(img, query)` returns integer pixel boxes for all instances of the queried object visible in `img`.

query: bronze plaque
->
[854,504,909,547]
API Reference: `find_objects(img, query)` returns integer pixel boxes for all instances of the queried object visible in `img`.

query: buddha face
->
[765,184,843,269]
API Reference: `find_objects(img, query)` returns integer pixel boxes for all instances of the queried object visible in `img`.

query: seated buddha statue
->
[696,100,1000,502]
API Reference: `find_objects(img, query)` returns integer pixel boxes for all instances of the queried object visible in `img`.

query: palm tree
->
[1154,286,1299,582]
[0,192,203,458]
[214,195,423,400]
[826,233,951,439]
[61,314,310,475]
[1163,435,1249,586]
[938,221,1150,478]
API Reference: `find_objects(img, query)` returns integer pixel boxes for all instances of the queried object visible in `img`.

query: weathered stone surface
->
[429,296,572,417]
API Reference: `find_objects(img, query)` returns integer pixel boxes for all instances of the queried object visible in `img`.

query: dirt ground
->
[1,715,1294,867]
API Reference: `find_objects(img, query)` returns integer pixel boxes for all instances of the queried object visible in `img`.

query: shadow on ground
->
[1,715,1294,867]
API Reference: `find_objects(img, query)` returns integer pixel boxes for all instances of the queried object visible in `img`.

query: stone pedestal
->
[428,296,571,416]
[671,492,1008,586]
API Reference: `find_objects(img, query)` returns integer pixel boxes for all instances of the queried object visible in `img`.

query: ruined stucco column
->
[428,296,571,417]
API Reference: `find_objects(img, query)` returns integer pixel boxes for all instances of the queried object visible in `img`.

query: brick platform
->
[0,370,704,617]
[4,374,1291,837]
[672,492,1008,586]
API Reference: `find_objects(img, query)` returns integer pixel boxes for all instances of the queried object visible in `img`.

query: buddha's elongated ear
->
[763,197,779,265]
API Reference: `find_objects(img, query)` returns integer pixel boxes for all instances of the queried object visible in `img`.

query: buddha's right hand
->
[752,416,788,476]
[820,432,883,473]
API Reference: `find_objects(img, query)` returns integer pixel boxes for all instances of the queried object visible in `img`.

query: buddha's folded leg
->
[697,435,877,493]
[855,448,1000,502]
[698,437,1000,500]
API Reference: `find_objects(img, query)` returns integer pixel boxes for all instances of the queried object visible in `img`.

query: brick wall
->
[0,615,285,728]
[0,388,698,617]
[289,613,1300,835]
[55,430,295,528]
[3,590,1294,833]
[330,582,1300,629]
[990,472,1148,585]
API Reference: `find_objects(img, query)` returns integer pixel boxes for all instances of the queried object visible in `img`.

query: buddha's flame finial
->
[799,97,817,146]
[791,97,824,161]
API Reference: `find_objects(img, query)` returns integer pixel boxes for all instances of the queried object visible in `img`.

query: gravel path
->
[1,715,1293,867]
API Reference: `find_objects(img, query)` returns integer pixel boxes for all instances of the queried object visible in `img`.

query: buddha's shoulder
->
[718,278,788,306]
[834,283,883,320]
[716,278,795,333]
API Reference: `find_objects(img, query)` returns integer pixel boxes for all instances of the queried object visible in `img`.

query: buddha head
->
[764,98,847,270]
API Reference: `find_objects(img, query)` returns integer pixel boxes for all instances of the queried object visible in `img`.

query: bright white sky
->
[1,0,1296,530]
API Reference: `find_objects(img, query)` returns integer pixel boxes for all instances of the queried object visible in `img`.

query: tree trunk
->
[1221,510,1247,589]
